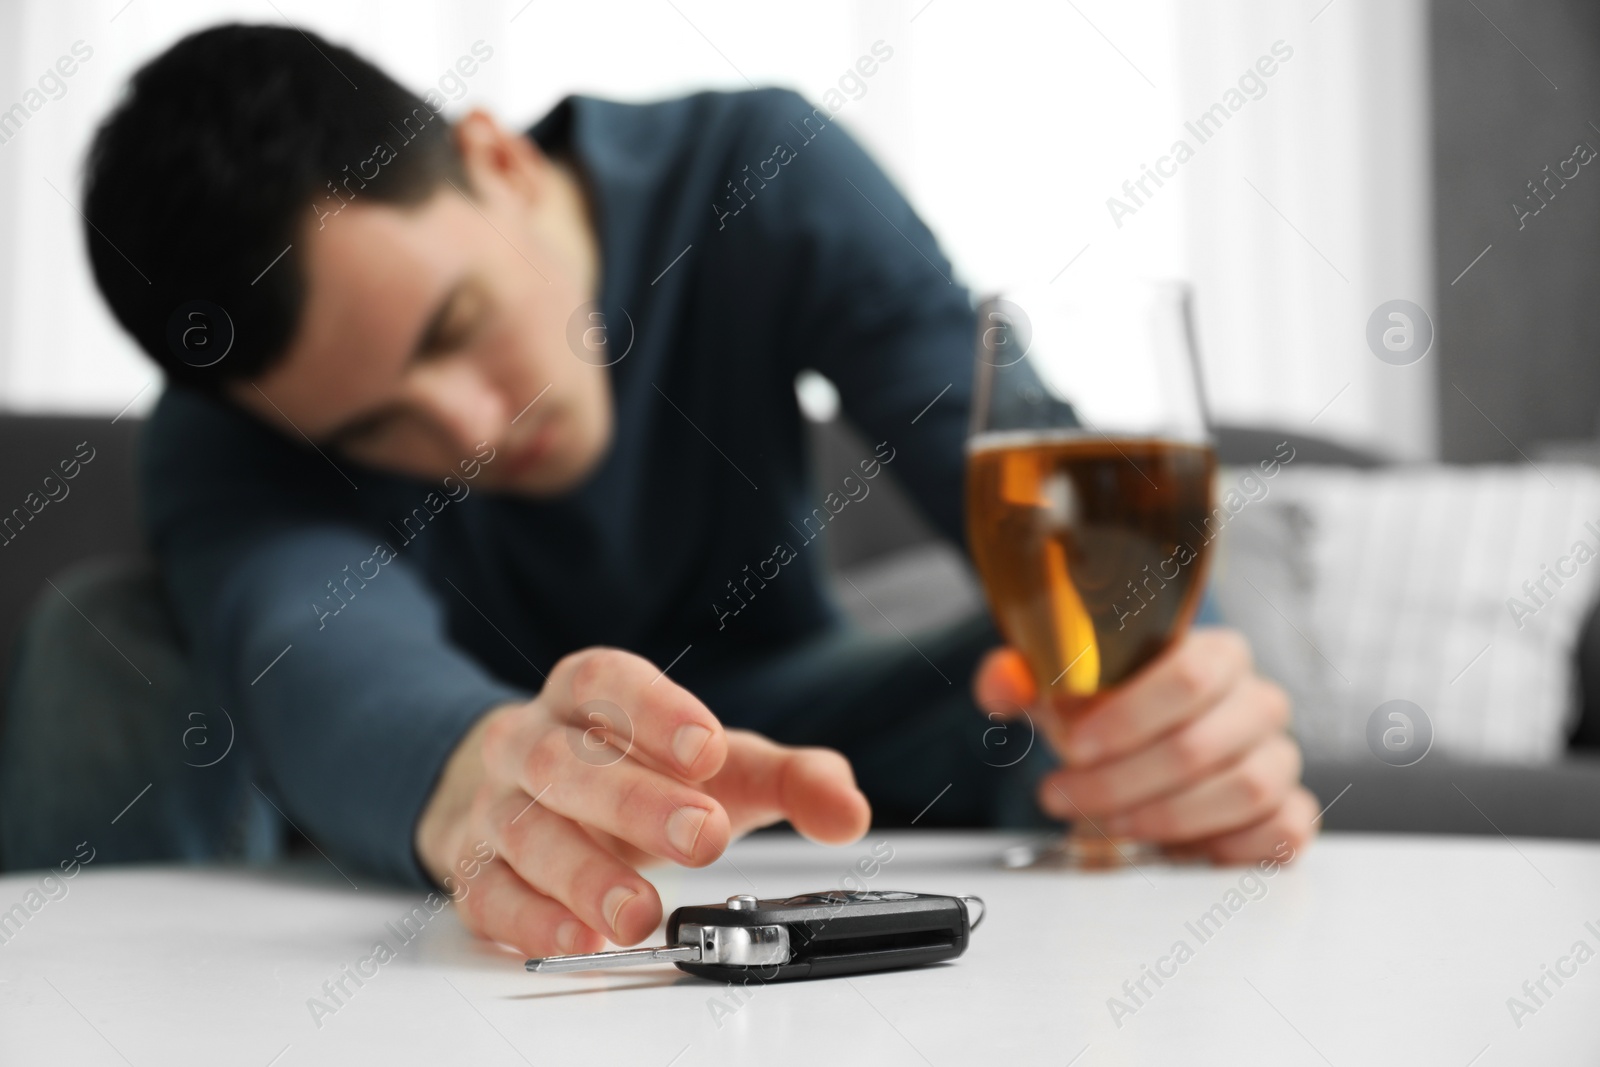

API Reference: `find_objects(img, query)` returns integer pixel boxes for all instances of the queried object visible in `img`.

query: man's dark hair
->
[83,23,467,390]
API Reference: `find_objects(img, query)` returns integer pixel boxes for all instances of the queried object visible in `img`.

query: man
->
[52,23,1312,956]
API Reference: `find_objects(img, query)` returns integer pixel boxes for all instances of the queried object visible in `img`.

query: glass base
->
[1000,833,1161,871]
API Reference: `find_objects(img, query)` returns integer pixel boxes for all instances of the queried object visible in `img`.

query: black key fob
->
[526,889,984,983]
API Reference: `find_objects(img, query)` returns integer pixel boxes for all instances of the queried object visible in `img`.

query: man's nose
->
[404,360,509,457]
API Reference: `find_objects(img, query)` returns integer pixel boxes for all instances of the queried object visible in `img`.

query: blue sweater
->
[139,89,978,886]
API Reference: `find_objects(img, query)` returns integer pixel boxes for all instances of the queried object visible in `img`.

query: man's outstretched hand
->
[416,648,871,957]
[974,628,1318,864]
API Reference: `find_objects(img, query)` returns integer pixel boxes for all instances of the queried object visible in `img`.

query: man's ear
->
[453,109,548,206]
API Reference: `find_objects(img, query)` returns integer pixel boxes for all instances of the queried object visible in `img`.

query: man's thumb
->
[781,748,871,846]
[973,647,1038,717]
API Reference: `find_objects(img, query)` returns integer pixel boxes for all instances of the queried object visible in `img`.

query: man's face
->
[231,112,612,495]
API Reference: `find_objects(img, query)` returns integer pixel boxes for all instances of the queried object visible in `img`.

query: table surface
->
[2,830,1597,1066]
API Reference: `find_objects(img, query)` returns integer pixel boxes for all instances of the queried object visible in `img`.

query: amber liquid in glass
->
[966,432,1217,722]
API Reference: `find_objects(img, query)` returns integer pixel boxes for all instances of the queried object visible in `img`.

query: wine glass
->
[964,280,1216,870]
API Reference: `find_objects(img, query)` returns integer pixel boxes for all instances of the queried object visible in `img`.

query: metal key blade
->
[525,944,702,973]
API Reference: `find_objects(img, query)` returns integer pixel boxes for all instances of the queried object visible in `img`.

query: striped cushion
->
[1209,465,1600,763]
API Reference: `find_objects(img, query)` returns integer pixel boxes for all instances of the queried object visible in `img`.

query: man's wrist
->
[414,699,524,887]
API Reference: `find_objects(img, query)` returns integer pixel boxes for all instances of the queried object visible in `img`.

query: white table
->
[2,831,1597,1065]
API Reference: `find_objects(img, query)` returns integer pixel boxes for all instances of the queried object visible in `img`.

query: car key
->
[526,889,985,983]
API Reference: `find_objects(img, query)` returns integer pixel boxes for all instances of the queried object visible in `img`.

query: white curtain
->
[0,0,1433,458]
[1176,0,1437,460]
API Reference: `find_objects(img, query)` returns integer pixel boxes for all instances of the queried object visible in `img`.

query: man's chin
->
[498,443,606,497]
[503,469,580,496]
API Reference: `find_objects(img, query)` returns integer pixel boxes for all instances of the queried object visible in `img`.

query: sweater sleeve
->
[140,388,531,886]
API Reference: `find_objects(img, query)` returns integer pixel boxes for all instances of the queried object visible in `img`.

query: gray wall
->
[1434,0,1600,461]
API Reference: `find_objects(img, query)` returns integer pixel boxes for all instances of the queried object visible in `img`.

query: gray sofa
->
[1,411,1598,859]
[0,414,144,694]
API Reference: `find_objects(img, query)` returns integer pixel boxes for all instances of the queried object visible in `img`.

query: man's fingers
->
[540,647,728,781]
[972,647,1037,717]
[1042,675,1292,817]
[493,725,732,866]
[1061,628,1253,765]
[488,794,663,945]
[705,729,871,844]
[1080,733,1301,844]
[455,857,607,958]
[1165,785,1320,866]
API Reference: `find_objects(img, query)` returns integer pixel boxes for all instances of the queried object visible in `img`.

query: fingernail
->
[556,920,582,953]
[673,723,712,772]
[602,885,638,937]
[667,805,711,860]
